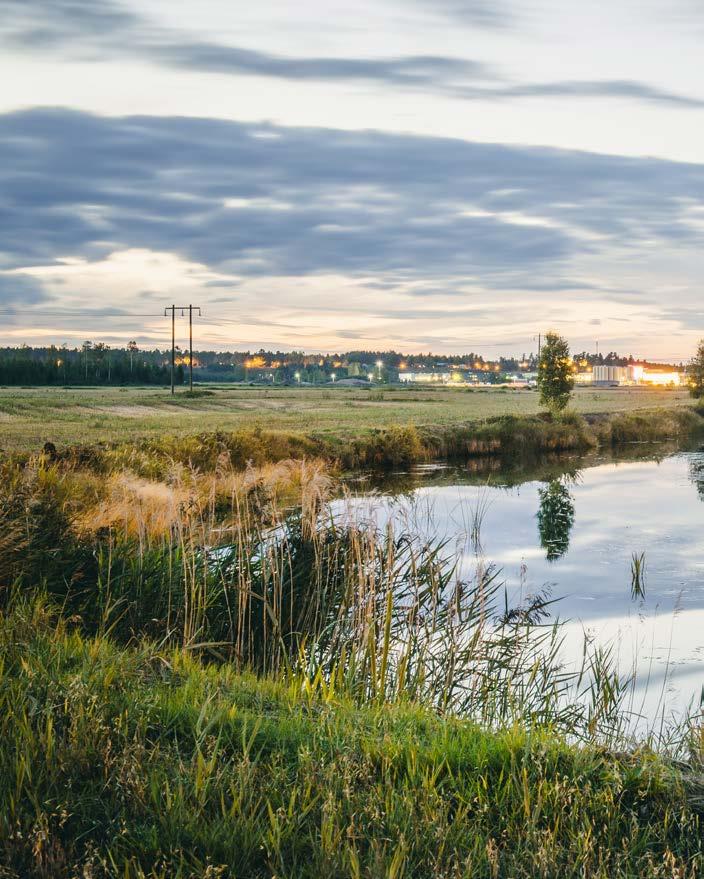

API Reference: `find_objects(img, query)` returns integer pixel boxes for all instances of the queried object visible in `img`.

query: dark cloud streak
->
[1,0,703,109]
[153,43,492,87]
[409,0,514,29]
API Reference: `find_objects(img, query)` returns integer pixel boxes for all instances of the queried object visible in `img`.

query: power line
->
[0,309,168,317]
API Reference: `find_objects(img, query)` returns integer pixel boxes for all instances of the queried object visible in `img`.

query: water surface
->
[340,443,704,725]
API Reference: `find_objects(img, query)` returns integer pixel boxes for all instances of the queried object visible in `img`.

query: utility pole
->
[188,304,201,392]
[164,304,202,395]
[534,333,542,360]
[165,304,175,395]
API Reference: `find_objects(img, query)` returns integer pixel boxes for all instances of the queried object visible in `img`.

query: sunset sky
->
[1,0,703,359]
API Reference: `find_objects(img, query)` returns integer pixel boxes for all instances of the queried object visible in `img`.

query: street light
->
[331,372,336,382]
[368,373,374,382]
[295,371,301,384]
[376,359,383,381]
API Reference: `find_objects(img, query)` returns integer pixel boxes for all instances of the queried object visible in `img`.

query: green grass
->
[0,599,701,879]
[0,384,692,452]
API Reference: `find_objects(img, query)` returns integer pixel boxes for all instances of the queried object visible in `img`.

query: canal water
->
[338,442,704,727]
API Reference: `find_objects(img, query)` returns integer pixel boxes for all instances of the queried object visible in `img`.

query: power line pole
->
[164,304,176,395]
[188,304,201,392]
[164,304,201,395]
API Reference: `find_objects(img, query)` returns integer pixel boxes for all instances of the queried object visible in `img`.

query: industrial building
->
[580,365,681,387]
[398,371,452,383]
[593,365,632,384]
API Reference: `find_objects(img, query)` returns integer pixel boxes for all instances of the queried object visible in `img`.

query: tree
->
[538,332,574,413]
[687,339,704,399]
[81,341,92,382]
[128,340,138,374]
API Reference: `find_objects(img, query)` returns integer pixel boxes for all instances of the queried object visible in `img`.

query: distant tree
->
[128,340,138,374]
[538,332,574,413]
[81,341,92,382]
[688,339,704,399]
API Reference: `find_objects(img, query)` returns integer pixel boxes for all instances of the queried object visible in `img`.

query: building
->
[593,365,631,385]
[398,371,452,384]
[581,365,681,387]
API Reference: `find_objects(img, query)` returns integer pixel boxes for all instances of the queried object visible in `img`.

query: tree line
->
[0,343,181,386]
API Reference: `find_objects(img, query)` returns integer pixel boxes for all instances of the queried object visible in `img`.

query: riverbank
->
[0,598,701,879]
[0,384,692,453]
[7,402,702,476]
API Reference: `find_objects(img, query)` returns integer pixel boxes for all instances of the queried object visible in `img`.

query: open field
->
[0,384,692,452]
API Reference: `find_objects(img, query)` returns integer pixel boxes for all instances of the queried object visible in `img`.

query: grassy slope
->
[1,602,701,879]
[0,384,692,451]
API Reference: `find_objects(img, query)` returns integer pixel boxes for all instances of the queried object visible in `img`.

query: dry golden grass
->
[76,457,336,544]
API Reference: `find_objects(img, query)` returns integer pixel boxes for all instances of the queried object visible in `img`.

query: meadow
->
[0,383,691,451]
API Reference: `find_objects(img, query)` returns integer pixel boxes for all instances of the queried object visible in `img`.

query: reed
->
[631,551,647,600]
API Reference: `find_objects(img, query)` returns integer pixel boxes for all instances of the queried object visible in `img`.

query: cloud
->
[2,0,703,110]
[0,273,48,307]
[1,108,703,300]
[492,79,704,109]
[153,44,492,87]
[0,0,495,90]
[0,0,137,49]
[409,0,514,29]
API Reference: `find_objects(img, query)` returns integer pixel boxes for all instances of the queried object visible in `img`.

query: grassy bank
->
[6,403,702,477]
[1,599,701,879]
[0,384,692,453]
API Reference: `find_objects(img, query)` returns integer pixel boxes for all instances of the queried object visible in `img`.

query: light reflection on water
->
[337,444,704,722]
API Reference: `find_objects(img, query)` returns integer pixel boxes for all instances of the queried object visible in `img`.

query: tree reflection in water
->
[688,451,704,501]
[537,479,575,562]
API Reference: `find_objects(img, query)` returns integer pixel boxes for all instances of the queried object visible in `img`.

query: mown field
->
[0,383,691,451]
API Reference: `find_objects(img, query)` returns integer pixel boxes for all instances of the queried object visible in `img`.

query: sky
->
[1,0,703,359]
